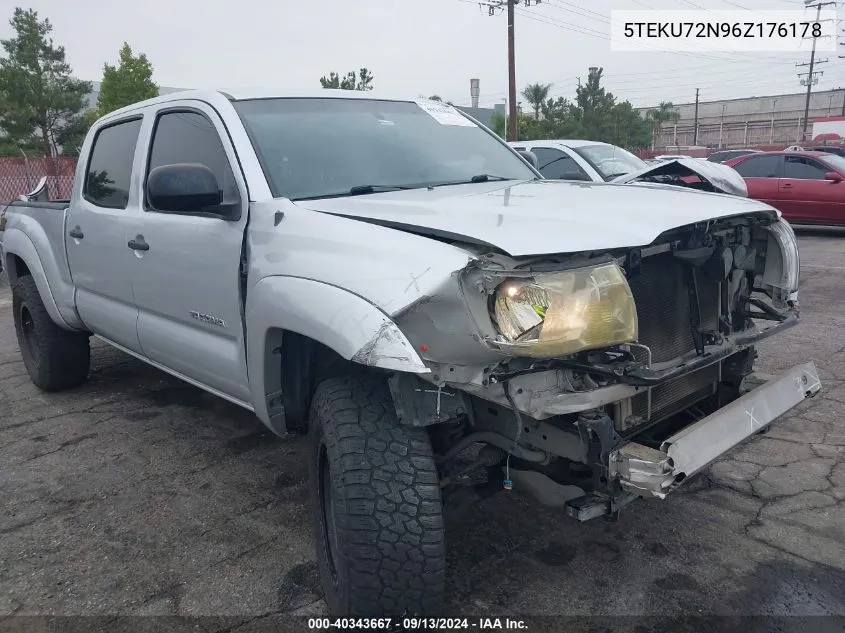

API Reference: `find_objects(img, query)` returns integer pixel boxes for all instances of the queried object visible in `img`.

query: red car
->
[724,150,845,226]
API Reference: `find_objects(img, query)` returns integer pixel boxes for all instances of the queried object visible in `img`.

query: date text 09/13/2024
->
[307,618,528,630]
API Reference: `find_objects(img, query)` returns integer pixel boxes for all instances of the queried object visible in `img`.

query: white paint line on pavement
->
[801,264,845,271]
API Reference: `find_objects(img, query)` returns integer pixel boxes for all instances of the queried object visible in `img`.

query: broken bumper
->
[609,362,821,499]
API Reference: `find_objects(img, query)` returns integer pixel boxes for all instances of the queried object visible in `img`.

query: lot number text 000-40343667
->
[609,9,837,53]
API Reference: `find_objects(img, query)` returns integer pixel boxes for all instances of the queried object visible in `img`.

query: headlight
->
[763,220,800,306]
[492,262,638,358]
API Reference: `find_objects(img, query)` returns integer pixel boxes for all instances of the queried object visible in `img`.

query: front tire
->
[308,374,446,617]
[12,275,90,391]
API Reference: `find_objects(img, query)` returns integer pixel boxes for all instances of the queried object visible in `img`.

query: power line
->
[798,1,836,141]
[471,0,543,141]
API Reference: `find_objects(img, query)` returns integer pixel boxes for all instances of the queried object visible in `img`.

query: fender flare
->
[2,228,82,330]
[245,276,429,430]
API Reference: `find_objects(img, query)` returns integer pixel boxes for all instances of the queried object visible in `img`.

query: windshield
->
[569,144,648,181]
[233,98,537,200]
[820,153,845,172]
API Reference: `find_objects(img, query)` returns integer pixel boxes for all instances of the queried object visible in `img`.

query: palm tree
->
[646,101,680,149]
[521,82,553,119]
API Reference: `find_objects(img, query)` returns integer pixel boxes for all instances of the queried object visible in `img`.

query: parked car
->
[724,150,845,225]
[707,148,762,163]
[510,140,745,195]
[508,139,648,181]
[807,145,845,158]
[653,153,693,161]
[0,91,818,618]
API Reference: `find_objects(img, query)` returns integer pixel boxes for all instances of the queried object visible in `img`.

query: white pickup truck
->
[0,89,819,617]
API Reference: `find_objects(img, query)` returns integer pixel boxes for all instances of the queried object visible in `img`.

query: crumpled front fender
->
[245,276,429,428]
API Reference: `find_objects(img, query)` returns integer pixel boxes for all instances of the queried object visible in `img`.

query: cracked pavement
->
[0,229,843,629]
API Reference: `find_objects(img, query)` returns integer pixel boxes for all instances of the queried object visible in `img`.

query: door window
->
[732,155,783,178]
[145,110,240,212]
[530,147,591,181]
[784,156,828,180]
[83,118,143,209]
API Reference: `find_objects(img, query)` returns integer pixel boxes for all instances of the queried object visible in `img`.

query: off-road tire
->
[309,374,446,617]
[12,275,90,391]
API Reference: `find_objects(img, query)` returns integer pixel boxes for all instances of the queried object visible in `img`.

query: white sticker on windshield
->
[415,100,476,127]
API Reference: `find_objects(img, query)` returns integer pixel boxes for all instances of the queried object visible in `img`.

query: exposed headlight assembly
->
[762,219,800,307]
[491,262,638,358]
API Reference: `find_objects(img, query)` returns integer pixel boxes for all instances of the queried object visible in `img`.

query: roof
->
[730,150,832,160]
[510,139,610,148]
[97,88,472,124]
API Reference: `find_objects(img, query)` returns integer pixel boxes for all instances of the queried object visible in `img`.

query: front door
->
[779,155,845,224]
[130,104,251,403]
[65,117,144,352]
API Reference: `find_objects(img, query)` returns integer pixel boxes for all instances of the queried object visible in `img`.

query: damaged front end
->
[612,157,748,197]
[389,213,818,520]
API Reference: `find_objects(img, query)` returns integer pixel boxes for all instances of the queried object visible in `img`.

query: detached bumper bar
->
[609,362,821,499]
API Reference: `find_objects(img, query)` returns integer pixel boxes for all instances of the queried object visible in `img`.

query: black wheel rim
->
[19,304,38,364]
[319,446,340,584]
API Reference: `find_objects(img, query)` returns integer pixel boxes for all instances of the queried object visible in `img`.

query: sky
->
[1,0,842,110]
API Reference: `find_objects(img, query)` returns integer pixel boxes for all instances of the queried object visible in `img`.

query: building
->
[637,88,845,148]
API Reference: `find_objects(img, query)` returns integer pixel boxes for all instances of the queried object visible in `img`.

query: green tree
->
[573,67,616,142]
[0,8,91,158]
[428,94,442,101]
[610,100,652,150]
[521,82,552,119]
[646,101,680,149]
[96,42,158,116]
[319,68,374,91]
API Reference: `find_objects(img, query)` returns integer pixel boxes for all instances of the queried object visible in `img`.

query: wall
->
[638,88,845,148]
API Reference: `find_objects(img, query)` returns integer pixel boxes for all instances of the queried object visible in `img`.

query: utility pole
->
[798,1,834,142]
[693,88,700,145]
[477,0,542,141]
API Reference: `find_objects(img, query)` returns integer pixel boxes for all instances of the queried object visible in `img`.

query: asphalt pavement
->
[0,230,843,631]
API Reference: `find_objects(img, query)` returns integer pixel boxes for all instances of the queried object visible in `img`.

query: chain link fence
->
[0,156,77,203]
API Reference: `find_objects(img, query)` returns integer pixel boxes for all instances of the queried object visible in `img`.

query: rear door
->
[65,117,144,351]
[730,154,784,211]
[778,155,845,224]
[130,103,251,403]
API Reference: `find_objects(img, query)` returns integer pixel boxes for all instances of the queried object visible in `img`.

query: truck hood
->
[295,179,776,257]
[612,158,748,197]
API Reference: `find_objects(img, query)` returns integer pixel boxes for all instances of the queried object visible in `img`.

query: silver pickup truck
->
[0,90,820,617]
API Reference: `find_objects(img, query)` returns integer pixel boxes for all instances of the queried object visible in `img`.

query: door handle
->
[781,183,794,189]
[127,239,149,252]
[68,227,84,239]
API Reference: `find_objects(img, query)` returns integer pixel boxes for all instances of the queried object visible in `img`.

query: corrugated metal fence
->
[0,156,77,203]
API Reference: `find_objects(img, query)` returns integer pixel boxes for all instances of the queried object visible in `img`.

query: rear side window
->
[145,110,240,210]
[83,118,143,209]
[733,155,783,178]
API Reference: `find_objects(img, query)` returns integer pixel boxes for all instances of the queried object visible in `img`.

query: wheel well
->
[5,254,30,284]
[265,329,356,433]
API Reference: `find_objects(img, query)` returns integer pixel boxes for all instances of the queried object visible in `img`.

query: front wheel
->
[308,374,446,617]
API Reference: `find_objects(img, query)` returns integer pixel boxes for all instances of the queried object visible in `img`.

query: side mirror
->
[517,150,539,170]
[147,163,223,212]
[824,171,843,182]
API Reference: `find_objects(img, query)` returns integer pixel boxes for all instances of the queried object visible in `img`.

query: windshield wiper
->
[469,174,513,183]
[426,174,517,189]
[293,184,418,201]
[347,184,416,195]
